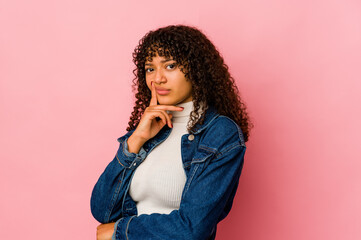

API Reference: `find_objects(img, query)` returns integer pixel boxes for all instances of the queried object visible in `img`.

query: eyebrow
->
[145,59,174,66]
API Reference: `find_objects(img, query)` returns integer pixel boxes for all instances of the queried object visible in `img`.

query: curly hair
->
[126,24,253,142]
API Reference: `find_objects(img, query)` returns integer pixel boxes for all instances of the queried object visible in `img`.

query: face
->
[144,54,192,106]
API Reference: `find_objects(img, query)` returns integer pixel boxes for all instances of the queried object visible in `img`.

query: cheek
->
[184,81,193,93]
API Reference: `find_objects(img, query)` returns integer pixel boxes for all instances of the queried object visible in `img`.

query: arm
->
[91,81,184,224]
[90,130,147,223]
[113,130,246,239]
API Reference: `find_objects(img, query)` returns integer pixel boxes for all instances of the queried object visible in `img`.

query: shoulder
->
[199,115,246,153]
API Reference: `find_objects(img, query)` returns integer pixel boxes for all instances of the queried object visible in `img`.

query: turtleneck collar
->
[166,101,192,123]
[166,101,206,123]
[172,101,193,117]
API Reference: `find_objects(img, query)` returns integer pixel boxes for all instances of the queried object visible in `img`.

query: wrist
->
[127,133,147,154]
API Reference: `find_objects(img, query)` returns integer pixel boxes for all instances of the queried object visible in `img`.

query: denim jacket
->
[90,105,246,240]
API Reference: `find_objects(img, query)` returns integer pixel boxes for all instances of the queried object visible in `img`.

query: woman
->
[91,24,252,240]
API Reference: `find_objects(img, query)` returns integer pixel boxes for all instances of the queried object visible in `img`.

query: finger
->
[149,81,158,106]
[155,110,173,128]
[151,110,167,125]
[154,116,167,129]
[149,105,184,112]
[148,109,173,128]
[144,109,167,125]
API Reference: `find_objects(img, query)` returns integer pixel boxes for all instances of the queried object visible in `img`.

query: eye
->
[145,68,154,73]
[167,63,176,69]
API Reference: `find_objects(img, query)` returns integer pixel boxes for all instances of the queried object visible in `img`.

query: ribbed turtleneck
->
[129,100,194,215]
[170,100,194,123]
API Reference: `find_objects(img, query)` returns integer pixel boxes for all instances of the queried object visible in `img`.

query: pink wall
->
[1,0,360,239]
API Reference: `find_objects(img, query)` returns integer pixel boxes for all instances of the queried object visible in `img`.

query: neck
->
[171,101,194,119]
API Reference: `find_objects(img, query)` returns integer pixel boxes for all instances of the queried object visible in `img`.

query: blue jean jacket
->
[90,105,246,240]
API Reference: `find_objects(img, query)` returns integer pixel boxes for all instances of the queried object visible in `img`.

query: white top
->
[129,101,195,215]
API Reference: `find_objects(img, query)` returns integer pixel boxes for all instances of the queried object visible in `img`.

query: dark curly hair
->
[126,24,252,142]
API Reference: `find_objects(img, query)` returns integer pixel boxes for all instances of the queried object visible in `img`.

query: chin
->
[156,96,179,105]
[157,100,177,105]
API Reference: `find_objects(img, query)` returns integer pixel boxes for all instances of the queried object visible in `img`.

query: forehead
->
[145,45,174,62]
[145,55,174,64]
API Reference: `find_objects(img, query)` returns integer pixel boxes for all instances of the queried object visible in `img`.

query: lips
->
[155,87,170,95]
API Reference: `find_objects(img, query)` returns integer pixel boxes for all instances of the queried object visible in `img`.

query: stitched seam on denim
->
[126,216,136,240]
[198,145,217,153]
[191,146,218,163]
[183,161,191,168]
[215,143,242,160]
[105,177,122,222]
[122,140,134,158]
[192,153,214,163]
[120,169,128,213]
[218,116,246,147]
[194,113,219,134]
[117,130,134,143]
[121,169,135,214]
[194,133,243,164]
[183,164,199,194]
[147,129,172,153]
[113,218,120,240]
[115,154,125,167]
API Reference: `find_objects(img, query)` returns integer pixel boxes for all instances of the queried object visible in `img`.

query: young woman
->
[91,24,252,240]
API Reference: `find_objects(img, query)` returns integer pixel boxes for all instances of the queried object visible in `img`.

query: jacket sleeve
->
[113,128,246,240]
[90,130,147,223]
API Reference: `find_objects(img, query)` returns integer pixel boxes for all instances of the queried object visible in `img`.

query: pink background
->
[1,0,360,239]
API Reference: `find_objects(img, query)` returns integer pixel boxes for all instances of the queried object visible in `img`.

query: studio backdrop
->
[0,0,360,239]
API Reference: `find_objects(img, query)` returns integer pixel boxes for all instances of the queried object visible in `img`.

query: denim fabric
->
[91,105,246,240]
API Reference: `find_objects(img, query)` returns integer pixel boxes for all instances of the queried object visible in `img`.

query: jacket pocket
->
[182,149,215,197]
[191,145,216,164]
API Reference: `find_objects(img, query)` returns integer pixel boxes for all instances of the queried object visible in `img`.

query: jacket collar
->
[191,104,219,135]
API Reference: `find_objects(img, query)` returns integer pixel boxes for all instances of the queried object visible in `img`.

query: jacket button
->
[188,134,194,141]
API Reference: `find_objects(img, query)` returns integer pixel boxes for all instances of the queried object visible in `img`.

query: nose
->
[154,69,167,84]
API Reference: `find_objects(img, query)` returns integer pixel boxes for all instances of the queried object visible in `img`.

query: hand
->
[131,81,184,142]
[96,222,115,240]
